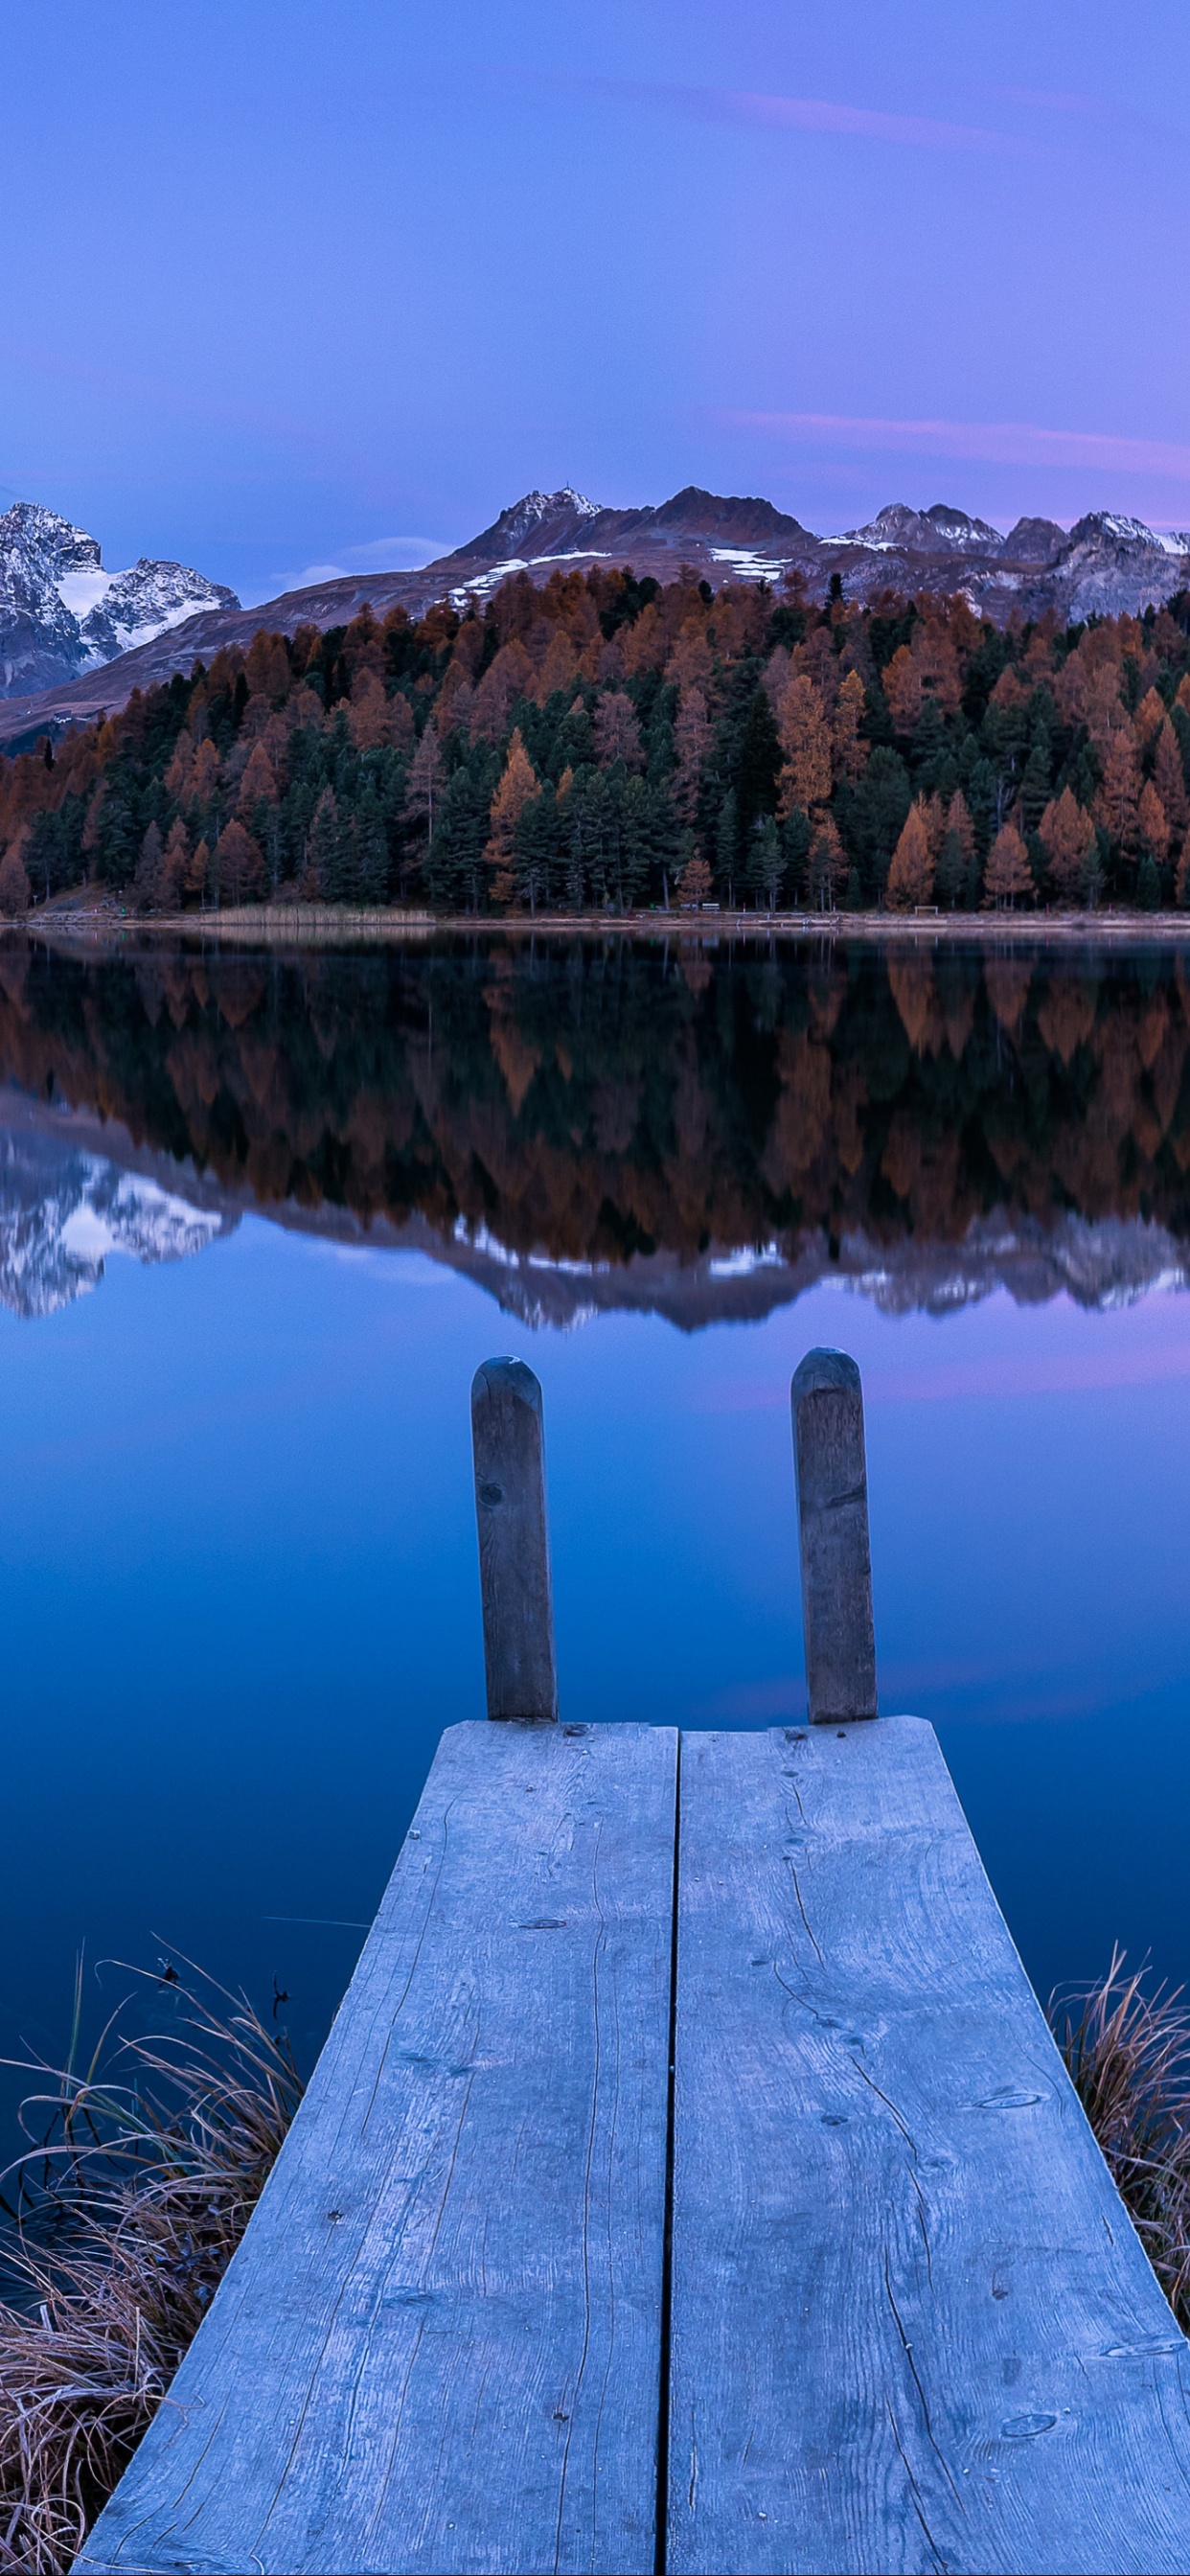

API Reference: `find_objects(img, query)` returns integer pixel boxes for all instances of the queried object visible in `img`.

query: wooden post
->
[790,1347,878,1723]
[470,1358,559,1724]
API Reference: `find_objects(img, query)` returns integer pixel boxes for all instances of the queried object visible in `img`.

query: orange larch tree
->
[486,728,539,905]
[1038,788,1094,905]
[832,669,868,784]
[983,822,1034,908]
[884,803,934,909]
[776,675,832,815]
[882,645,922,736]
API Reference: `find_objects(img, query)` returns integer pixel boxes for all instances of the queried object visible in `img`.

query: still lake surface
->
[2,928,1189,2155]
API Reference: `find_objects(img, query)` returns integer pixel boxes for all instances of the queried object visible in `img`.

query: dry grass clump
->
[1052,1946,1190,2326]
[0,1963,302,2574]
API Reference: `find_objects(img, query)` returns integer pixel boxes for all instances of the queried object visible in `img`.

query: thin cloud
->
[284,563,348,587]
[865,1336,1190,1407]
[989,85,1101,115]
[580,76,1038,160]
[343,536,449,569]
[726,408,1190,483]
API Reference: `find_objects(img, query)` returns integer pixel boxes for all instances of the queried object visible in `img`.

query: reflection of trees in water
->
[2,938,1189,1264]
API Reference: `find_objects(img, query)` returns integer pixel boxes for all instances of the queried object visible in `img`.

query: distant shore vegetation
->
[5,566,1190,918]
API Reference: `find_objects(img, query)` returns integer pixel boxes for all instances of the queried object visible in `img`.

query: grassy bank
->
[18,900,1190,951]
[0,1967,301,2575]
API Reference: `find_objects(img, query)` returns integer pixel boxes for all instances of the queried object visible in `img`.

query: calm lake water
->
[2,928,1189,2158]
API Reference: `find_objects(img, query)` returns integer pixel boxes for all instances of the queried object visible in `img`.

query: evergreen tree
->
[1018,739,1053,834]
[748,815,785,909]
[714,788,739,903]
[844,748,911,901]
[734,686,783,839]
[620,776,655,910]
[133,820,165,911]
[782,806,812,904]
[1137,851,1162,910]
[308,787,342,899]
[355,788,390,904]
[513,785,559,914]
[426,769,488,911]
[935,828,967,910]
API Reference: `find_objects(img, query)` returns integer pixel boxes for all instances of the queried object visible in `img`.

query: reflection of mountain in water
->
[441,1208,1190,1331]
[2,934,1190,1328]
[0,1107,234,1318]
[6,1105,1183,1333]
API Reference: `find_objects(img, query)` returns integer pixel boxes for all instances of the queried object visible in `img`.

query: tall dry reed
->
[0,1961,301,2575]
[1052,1946,1190,2326]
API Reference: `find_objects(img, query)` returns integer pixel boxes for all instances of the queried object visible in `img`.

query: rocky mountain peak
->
[997,516,1065,564]
[923,501,1003,552]
[0,501,101,576]
[649,486,809,541]
[839,500,1002,555]
[446,487,603,564]
[0,502,239,699]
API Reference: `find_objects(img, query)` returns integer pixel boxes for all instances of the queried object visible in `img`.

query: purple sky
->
[6,1,1190,602]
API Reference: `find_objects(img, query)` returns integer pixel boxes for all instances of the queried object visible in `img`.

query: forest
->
[4,564,1190,915]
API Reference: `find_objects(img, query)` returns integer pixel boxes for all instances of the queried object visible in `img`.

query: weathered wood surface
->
[667,1717,1190,2575]
[790,1348,878,1722]
[80,1720,675,2576]
[471,1359,558,1725]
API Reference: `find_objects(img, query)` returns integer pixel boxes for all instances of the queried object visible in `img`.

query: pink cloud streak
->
[708,89,1032,158]
[698,1333,1190,1414]
[579,79,1035,161]
[725,408,1190,483]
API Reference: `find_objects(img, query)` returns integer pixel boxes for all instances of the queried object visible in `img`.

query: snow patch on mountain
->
[57,566,115,621]
[0,502,239,699]
[837,501,1004,555]
[0,1125,233,1317]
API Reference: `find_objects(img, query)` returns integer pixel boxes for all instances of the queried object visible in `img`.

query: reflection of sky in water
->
[2,1202,1190,2158]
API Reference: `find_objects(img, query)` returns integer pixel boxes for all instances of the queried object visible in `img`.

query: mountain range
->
[3,481,1190,745]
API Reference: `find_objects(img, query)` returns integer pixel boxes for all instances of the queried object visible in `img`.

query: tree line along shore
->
[3,562,1190,922]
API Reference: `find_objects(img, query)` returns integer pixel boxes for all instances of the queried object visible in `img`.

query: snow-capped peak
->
[1094,513,1161,543]
[1067,511,1190,556]
[502,489,601,543]
[0,500,240,700]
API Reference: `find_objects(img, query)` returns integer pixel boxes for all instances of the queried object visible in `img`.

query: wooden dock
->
[79,1356,1190,2575]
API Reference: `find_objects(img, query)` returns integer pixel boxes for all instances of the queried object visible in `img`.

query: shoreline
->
[16,900,1190,949]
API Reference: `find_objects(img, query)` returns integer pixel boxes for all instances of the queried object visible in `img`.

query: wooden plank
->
[80,1720,675,2576]
[668,1719,1190,2576]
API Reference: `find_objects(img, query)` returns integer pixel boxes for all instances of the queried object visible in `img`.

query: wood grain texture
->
[471,1359,558,1724]
[79,1720,675,2576]
[668,1718,1190,2576]
[790,1348,877,1722]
